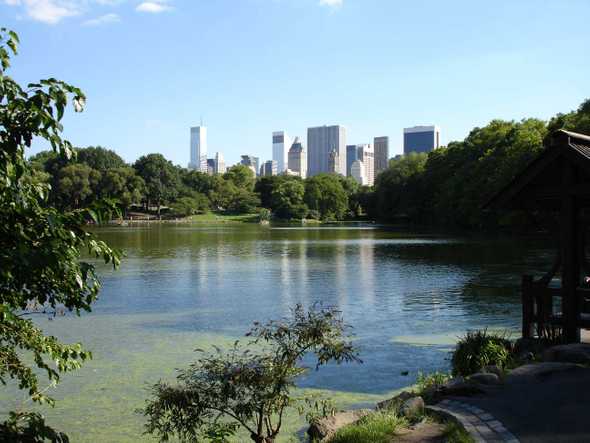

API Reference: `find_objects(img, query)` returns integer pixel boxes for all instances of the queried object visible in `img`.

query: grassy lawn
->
[187,212,260,223]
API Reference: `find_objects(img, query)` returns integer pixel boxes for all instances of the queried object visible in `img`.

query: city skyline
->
[9,1,589,167]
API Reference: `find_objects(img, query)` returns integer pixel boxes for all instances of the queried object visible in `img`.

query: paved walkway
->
[429,400,519,443]
[440,365,590,443]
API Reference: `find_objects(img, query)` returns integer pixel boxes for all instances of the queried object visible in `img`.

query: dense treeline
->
[29,98,589,225]
[369,99,590,229]
[29,148,369,221]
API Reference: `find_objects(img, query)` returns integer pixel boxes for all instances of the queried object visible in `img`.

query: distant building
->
[272,131,292,173]
[346,144,359,177]
[307,125,347,177]
[214,152,225,174]
[346,144,374,186]
[373,136,389,175]
[351,160,366,185]
[288,137,307,179]
[189,126,207,172]
[328,149,341,174]
[262,160,278,177]
[241,155,260,176]
[403,125,440,155]
[206,158,215,175]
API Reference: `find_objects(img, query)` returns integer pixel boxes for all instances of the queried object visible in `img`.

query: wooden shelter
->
[486,129,590,343]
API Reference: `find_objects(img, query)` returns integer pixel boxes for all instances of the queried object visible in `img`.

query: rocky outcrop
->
[506,362,579,384]
[543,343,590,364]
[376,391,415,411]
[399,396,425,418]
[307,409,371,442]
[469,372,501,385]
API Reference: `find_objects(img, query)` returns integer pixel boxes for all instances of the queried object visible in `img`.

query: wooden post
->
[522,275,534,338]
[561,161,581,343]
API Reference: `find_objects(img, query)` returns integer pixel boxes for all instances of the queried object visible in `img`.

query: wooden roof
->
[485,130,590,211]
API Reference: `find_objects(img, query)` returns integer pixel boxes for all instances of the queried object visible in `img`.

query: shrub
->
[451,330,512,376]
[329,411,407,443]
[257,207,271,222]
[143,305,361,443]
[416,371,452,394]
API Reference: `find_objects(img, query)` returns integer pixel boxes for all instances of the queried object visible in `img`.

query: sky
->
[1,0,589,166]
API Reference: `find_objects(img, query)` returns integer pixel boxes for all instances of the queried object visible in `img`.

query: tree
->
[76,146,126,171]
[133,153,180,215]
[0,28,120,439]
[304,174,348,221]
[224,164,255,190]
[56,163,101,209]
[226,187,261,214]
[143,305,360,443]
[170,194,209,217]
[271,179,308,219]
[100,167,145,215]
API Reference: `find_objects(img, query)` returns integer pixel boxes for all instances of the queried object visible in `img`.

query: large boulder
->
[399,396,425,419]
[469,372,501,385]
[440,377,484,396]
[543,344,590,364]
[376,391,415,411]
[307,409,371,442]
[506,362,579,384]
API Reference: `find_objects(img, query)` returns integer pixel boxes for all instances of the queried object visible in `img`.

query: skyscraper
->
[346,144,374,186]
[214,152,225,174]
[189,126,208,172]
[346,144,359,177]
[241,155,260,176]
[272,131,292,173]
[307,125,347,177]
[403,126,440,155]
[262,160,278,177]
[288,137,307,179]
[206,158,215,175]
[351,160,366,185]
[373,136,389,175]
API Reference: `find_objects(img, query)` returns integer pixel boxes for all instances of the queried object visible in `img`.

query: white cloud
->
[3,0,82,24]
[136,0,170,13]
[319,0,342,7]
[82,12,119,25]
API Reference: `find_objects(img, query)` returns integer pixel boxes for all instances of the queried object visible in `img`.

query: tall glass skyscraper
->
[307,125,347,177]
[403,126,440,155]
[373,136,389,175]
[189,126,208,172]
[272,131,291,173]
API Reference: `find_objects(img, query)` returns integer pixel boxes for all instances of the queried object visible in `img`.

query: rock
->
[376,391,415,411]
[440,377,483,396]
[506,362,580,384]
[469,372,501,385]
[307,409,371,442]
[483,365,503,377]
[543,344,590,364]
[400,396,425,418]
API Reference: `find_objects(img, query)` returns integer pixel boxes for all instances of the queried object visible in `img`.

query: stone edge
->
[427,400,519,443]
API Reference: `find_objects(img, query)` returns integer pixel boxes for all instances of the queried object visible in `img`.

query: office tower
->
[272,131,292,173]
[214,152,225,174]
[346,144,359,177]
[262,160,278,177]
[346,144,374,186]
[328,149,340,174]
[189,126,208,172]
[307,125,347,177]
[240,155,260,176]
[357,144,375,186]
[374,136,389,175]
[206,158,215,175]
[351,160,367,185]
[288,137,307,179]
[403,125,441,155]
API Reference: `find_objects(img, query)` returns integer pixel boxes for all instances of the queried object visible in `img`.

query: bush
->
[416,371,452,394]
[257,207,271,222]
[451,330,512,376]
[329,411,407,443]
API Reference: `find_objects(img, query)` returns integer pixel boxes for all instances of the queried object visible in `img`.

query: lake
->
[2,223,554,441]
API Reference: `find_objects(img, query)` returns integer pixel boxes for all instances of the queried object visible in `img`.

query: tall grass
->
[328,411,408,443]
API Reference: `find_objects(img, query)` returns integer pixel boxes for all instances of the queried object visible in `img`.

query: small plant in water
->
[452,329,512,376]
[142,304,361,443]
